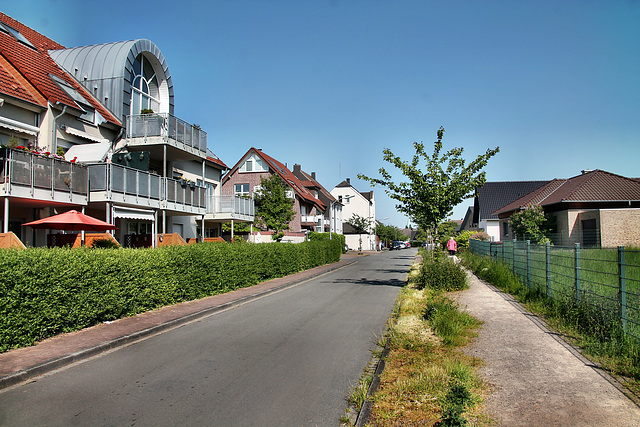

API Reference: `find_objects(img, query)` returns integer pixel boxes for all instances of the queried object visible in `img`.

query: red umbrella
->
[23,210,118,232]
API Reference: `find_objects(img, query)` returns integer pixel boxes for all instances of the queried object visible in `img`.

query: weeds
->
[364,254,490,426]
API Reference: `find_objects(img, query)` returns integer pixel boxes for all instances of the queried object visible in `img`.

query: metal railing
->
[88,163,161,201]
[164,178,207,209]
[206,195,255,217]
[126,113,207,156]
[0,148,88,197]
[470,239,640,343]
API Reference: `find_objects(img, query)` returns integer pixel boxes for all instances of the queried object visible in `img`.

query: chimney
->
[346,178,350,185]
[311,172,316,179]
[293,164,301,173]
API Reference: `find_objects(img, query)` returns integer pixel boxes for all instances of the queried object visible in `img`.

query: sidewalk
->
[457,271,640,426]
[0,253,366,390]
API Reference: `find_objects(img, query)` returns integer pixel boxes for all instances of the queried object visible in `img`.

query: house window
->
[503,221,509,237]
[131,54,160,114]
[0,22,36,50]
[235,183,249,197]
[338,195,343,203]
[239,154,267,172]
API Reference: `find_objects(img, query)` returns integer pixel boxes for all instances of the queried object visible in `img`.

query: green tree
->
[253,174,295,241]
[358,127,499,232]
[437,220,459,249]
[509,204,550,244]
[376,223,408,246]
[346,213,373,252]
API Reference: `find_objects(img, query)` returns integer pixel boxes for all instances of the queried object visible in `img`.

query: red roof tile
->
[0,12,120,125]
[223,148,325,210]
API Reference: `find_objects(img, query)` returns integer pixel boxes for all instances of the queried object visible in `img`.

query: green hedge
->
[0,239,341,352]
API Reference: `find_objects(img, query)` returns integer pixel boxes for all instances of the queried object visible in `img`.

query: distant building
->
[331,178,376,250]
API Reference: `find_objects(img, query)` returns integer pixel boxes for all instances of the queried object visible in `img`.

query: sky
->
[4,0,640,229]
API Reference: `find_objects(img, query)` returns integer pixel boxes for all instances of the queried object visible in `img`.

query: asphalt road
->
[0,249,416,426]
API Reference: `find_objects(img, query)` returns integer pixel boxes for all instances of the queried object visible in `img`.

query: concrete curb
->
[0,258,358,391]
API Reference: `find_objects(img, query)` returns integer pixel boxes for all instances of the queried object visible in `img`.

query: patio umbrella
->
[23,210,118,232]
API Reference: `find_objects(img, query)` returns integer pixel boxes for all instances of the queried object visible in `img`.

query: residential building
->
[331,178,376,250]
[493,170,640,247]
[459,180,551,241]
[221,148,325,242]
[0,12,252,247]
[292,164,342,235]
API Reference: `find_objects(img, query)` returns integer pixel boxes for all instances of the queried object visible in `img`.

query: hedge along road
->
[0,249,416,426]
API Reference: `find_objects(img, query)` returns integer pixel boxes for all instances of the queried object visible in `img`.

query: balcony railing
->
[88,163,161,204]
[164,178,207,210]
[0,148,88,202]
[206,195,255,220]
[125,113,207,157]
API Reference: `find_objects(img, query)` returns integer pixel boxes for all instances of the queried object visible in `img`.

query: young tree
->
[346,213,373,252]
[253,175,295,241]
[358,127,499,232]
[509,204,550,244]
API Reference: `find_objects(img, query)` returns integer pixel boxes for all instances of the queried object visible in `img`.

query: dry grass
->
[364,261,493,426]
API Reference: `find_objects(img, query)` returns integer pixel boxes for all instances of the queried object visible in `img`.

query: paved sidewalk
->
[457,270,640,426]
[0,253,368,390]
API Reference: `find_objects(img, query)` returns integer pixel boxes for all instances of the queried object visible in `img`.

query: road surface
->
[0,249,416,426]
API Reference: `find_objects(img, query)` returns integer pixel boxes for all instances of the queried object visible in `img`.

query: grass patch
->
[361,255,491,426]
[462,251,640,397]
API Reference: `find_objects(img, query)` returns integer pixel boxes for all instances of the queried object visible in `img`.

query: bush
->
[417,256,467,291]
[0,239,342,352]
[309,232,346,253]
[90,238,120,249]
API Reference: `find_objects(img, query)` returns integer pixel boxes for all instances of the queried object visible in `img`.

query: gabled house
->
[493,170,640,247]
[292,164,343,235]
[460,180,551,241]
[221,148,325,242]
[331,178,376,251]
[0,12,252,247]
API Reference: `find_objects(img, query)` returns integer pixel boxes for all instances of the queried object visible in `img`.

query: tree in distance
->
[358,127,499,234]
[346,213,373,252]
[253,174,295,242]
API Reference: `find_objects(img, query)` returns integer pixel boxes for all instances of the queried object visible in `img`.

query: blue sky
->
[5,0,640,229]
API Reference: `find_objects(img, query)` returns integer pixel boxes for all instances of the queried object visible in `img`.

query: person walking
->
[447,237,457,256]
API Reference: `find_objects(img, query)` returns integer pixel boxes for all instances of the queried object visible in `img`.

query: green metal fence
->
[470,239,640,342]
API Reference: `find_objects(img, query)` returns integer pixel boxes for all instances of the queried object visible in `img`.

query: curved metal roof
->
[49,39,174,121]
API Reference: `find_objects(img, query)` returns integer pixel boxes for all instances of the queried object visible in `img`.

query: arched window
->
[131,54,160,115]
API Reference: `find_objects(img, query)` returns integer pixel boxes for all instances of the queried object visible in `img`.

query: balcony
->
[88,163,161,208]
[164,177,207,214]
[125,113,207,159]
[88,165,206,214]
[0,148,88,204]
[205,195,255,222]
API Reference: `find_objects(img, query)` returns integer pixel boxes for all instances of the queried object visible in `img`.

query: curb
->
[0,259,358,391]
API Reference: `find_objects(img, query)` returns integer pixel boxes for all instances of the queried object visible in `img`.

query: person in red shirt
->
[447,237,457,256]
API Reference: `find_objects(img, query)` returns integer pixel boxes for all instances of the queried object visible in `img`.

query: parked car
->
[390,240,404,250]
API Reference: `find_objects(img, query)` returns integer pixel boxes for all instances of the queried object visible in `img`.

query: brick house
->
[292,164,343,235]
[221,148,325,242]
[493,170,640,247]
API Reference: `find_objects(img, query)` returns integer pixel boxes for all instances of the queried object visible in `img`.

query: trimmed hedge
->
[0,239,341,352]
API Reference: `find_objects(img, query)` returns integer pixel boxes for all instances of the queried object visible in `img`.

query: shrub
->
[90,238,120,249]
[417,256,467,291]
[0,239,342,352]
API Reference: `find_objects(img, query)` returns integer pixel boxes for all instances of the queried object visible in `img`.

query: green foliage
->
[417,256,467,292]
[454,230,477,251]
[358,127,499,230]
[509,204,550,244]
[437,220,460,249]
[0,240,342,353]
[309,232,346,253]
[376,223,408,242]
[346,213,372,234]
[90,238,120,249]
[253,174,295,235]
[221,221,252,232]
